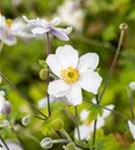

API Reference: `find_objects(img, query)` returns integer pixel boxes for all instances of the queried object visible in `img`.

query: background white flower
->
[23,16,72,41]
[38,96,67,108]
[74,105,115,140]
[46,45,102,106]
[0,91,11,115]
[0,141,23,150]
[128,120,135,140]
[58,0,85,31]
[129,82,135,90]
[0,91,6,114]
[0,14,34,47]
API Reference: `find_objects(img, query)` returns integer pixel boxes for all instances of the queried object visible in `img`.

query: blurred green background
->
[0,0,135,149]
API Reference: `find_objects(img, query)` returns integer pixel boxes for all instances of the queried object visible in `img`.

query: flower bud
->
[52,119,64,131]
[2,101,12,115]
[119,23,128,30]
[22,115,31,126]
[39,69,47,80]
[40,137,53,149]
[64,143,76,150]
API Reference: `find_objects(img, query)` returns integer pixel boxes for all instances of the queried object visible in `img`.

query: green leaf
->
[88,104,103,121]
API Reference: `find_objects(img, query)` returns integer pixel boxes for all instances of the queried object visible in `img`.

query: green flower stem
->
[60,128,73,143]
[74,106,81,141]
[46,33,51,117]
[6,116,24,148]
[52,139,68,144]
[0,72,48,119]
[91,24,127,149]
[0,134,10,150]
[31,114,46,120]
[92,95,99,149]
[0,42,4,54]
[98,23,128,103]
[127,88,135,122]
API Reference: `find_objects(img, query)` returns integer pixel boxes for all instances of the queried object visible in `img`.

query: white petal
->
[0,92,6,113]
[46,54,62,77]
[66,84,82,106]
[51,17,61,26]
[56,45,79,69]
[80,109,89,122]
[62,27,73,34]
[74,124,92,140]
[129,82,135,90]
[79,70,102,94]
[48,80,70,98]
[3,34,17,46]
[0,14,6,27]
[96,104,114,128]
[31,27,50,35]
[78,53,99,72]
[101,104,115,119]
[38,96,56,108]
[128,121,135,140]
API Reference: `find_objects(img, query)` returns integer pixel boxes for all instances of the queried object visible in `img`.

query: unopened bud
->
[39,69,47,80]
[119,23,128,30]
[40,137,53,149]
[52,119,64,131]
[2,101,12,115]
[22,115,31,126]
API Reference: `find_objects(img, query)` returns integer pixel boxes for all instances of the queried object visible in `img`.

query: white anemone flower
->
[128,121,135,140]
[129,82,135,90]
[46,45,102,106]
[0,141,23,150]
[74,105,115,140]
[0,14,34,47]
[58,0,85,31]
[22,16,72,41]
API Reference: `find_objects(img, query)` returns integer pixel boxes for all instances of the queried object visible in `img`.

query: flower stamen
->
[6,19,12,28]
[61,66,79,84]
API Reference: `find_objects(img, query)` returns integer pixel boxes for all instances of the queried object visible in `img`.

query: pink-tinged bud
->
[2,101,12,115]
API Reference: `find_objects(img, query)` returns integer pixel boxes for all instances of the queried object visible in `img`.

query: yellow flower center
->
[6,19,12,28]
[84,120,91,125]
[61,66,79,84]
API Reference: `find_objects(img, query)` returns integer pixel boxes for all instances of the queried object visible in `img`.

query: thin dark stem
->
[31,114,46,121]
[92,95,99,149]
[98,23,128,103]
[103,106,128,121]
[127,89,135,122]
[0,135,10,150]
[92,119,97,148]
[46,33,51,117]
[74,106,81,141]
[0,72,48,119]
